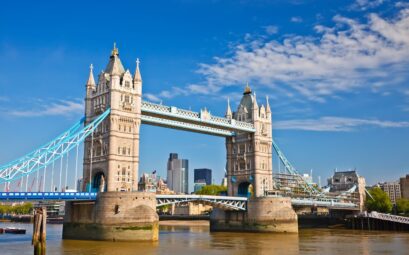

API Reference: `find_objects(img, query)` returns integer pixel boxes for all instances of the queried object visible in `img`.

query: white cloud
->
[396,2,409,8]
[352,0,384,10]
[290,16,303,23]
[196,7,409,102]
[275,116,409,132]
[265,25,278,35]
[144,93,162,103]
[8,99,83,117]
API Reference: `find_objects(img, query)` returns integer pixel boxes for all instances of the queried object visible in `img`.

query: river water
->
[1,222,409,255]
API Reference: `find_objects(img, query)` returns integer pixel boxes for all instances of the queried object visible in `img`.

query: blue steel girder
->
[156,194,248,211]
[0,109,111,184]
[0,192,97,201]
[141,101,255,136]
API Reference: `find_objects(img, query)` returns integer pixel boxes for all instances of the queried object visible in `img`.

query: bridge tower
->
[226,84,273,197]
[83,44,142,192]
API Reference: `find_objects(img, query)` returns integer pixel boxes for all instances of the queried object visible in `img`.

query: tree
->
[396,198,409,215]
[195,185,227,195]
[365,187,393,213]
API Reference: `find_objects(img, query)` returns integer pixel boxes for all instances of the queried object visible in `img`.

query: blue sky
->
[1,0,409,191]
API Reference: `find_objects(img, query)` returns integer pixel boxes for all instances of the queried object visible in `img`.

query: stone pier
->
[63,192,159,241]
[210,197,298,233]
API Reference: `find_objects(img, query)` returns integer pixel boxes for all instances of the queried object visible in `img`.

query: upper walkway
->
[141,101,255,136]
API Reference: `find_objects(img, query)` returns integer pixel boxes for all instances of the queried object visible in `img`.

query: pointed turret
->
[105,43,125,76]
[266,95,271,114]
[134,58,142,82]
[252,91,259,109]
[86,64,96,87]
[243,81,251,95]
[225,97,232,119]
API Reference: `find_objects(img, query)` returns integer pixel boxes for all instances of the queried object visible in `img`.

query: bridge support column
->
[210,197,298,233]
[63,192,158,241]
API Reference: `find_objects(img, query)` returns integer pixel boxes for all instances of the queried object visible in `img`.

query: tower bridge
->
[0,45,360,241]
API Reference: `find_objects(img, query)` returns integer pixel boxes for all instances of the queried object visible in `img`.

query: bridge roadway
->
[0,192,358,211]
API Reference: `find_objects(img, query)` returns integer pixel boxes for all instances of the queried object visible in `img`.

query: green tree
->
[365,187,393,213]
[396,198,409,215]
[195,185,227,195]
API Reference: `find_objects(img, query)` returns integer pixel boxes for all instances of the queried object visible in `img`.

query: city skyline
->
[1,0,409,187]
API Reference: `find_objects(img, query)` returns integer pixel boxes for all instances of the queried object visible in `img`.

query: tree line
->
[365,187,409,215]
[0,203,33,215]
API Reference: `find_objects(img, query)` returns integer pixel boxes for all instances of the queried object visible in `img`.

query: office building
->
[167,153,189,194]
[194,168,212,185]
[379,181,401,204]
[400,174,409,199]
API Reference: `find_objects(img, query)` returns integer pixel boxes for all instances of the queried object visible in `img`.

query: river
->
[1,222,409,254]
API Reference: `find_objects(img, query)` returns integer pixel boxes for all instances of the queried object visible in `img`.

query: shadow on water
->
[1,223,409,255]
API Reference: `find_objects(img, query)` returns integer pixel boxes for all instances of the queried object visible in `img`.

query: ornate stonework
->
[83,45,142,192]
[226,85,273,197]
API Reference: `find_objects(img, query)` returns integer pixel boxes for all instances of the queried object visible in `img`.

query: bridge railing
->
[141,100,255,133]
[367,212,409,224]
[0,192,97,201]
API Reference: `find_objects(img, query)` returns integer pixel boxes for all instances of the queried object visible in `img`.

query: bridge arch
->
[92,171,106,192]
[237,182,253,198]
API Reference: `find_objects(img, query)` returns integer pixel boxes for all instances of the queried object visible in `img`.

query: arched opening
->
[238,182,252,197]
[93,171,106,192]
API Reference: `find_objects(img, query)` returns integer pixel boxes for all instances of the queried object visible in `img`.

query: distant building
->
[138,171,158,192]
[327,170,366,212]
[194,168,212,185]
[378,181,401,204]
[167,153,189,194]
[138,171,173,194]
[400,174,409,199]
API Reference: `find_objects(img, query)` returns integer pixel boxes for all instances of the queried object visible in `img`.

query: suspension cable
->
[89,131,94,193]
[43,155,47,192]
[65,150,69,190]
[25,173,29,192]
[74,143,79,191]
[36,162,39,192]
[50,156,55,192]
[59,147,64,192]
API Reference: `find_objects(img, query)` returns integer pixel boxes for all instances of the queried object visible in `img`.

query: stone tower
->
[83,44,142,192]
[226,84,273,197]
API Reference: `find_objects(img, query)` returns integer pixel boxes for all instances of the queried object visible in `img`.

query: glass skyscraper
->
[167,153,189,194]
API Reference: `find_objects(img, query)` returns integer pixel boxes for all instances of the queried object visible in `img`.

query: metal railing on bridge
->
[141,101,256,136]
[0,192,97,201]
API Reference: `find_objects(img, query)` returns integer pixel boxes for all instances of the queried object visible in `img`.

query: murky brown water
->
[1,222,409,255]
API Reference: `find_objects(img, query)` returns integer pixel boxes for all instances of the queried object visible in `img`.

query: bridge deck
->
[0,192,358,210]
[0,192,97,201]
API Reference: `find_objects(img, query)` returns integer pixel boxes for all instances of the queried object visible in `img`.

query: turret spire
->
[243,81,252,95]
[134,58,142,82]
[252,91,258,109]
[105,43,125,75]
[86,64,96,87]
[225,97,232,119]
[111,42,119,57]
